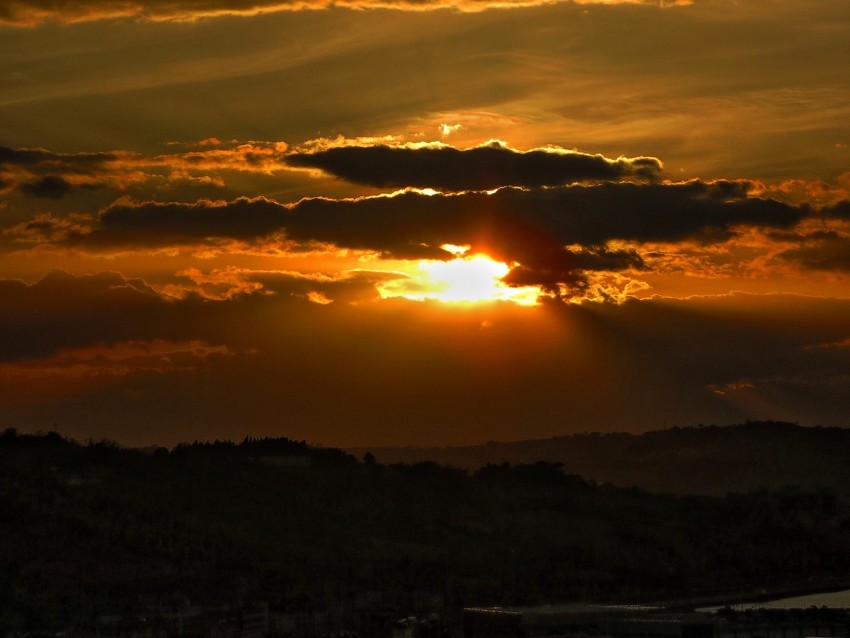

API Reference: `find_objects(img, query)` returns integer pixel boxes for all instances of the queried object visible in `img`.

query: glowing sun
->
[379,252,540,305]
[421,256,511,302]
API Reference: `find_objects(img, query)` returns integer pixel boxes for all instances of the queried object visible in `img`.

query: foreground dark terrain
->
[3,423,850,635]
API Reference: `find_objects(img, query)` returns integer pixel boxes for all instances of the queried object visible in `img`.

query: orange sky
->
[1,0,850,447]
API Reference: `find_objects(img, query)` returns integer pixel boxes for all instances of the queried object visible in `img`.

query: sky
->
[1,0,849,448]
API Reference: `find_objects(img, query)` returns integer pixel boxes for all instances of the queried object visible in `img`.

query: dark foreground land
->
[3,423,850,636]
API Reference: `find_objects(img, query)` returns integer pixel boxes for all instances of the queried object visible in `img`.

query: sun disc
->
[377,254,540,305]
[421,255,509,302]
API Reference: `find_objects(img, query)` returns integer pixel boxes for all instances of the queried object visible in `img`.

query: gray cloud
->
[282,181,806,277]
[0,145,117,171]
[0,145,120,200]
[6,181,809,287]
[777,232,850,273]
[92,197,287,247]
[286,142,663,190]
[18,175,75,199]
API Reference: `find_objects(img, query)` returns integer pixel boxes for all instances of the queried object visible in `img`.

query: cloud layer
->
[4,139,848,296]
[0,141,661,200]
[5,180,814,290]
[286,142,663,190]
[0,0,691,26]
[0,142,291,202]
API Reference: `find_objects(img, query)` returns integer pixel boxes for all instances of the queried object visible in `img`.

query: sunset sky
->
[1,0,849,447]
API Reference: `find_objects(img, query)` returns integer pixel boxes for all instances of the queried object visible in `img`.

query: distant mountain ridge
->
[351,421,850,496]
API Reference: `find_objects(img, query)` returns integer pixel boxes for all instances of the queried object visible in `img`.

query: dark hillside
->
[3,428,850,634]
[351,422,850,495]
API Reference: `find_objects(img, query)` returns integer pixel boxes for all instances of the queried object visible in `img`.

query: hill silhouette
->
[4,425,850,635]
[350,422,850,496]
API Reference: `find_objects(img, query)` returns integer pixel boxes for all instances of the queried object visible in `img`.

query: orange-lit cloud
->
[764,173,850,209]
[708,380,755,397]
[0,0,692,27]
[0,142,292,200]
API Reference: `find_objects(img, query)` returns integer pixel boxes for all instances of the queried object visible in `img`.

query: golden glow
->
[378,254,540,305]
[307,291,334,305]
[425,256,510,302]
[440,243,471,256]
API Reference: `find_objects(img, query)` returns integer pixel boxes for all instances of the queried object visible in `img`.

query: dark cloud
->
[7,181,808,287]
[826,200,850,220]
[777,232,850,272]
[0,270,172,363]
[283,181,805,284]
[502,247,645,290]
[288,180,805,251]
[0,145,117,171]
[0,142,294,203]
[90,197,287,248]
[18,175,74,199]
[0,268,401,364]
[0,147,47,166]
[0,145,121,200]
[286,143,663,190]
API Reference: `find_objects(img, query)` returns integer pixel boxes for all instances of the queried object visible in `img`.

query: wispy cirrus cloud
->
[0,0,691,27]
